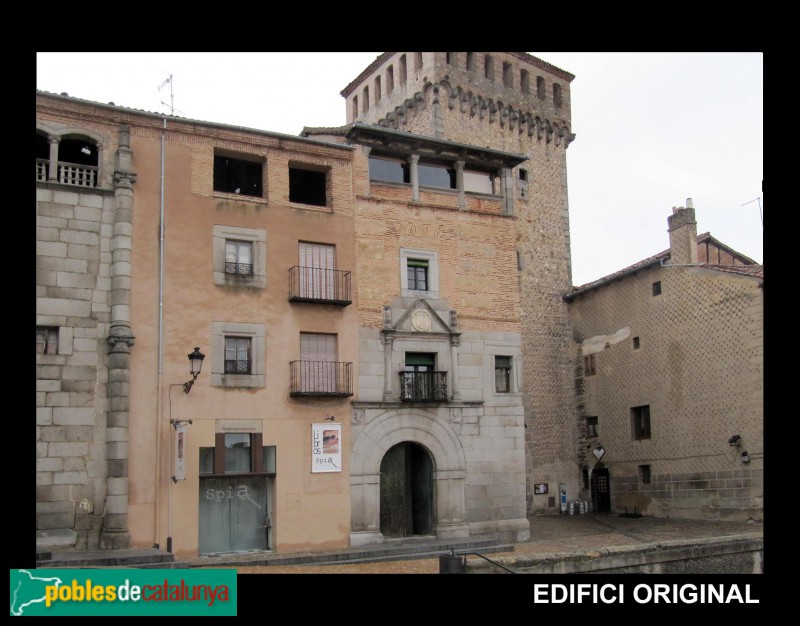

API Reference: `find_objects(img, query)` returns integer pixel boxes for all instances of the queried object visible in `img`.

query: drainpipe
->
[155,116,167,549]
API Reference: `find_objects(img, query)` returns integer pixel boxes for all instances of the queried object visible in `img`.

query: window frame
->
[36,326,59,355]
[213,225,267,288]
[211,322,266,388]
[639,464,651,484]
[631,405,652,441]
[289,164,329,208]
[213,152,264,198]
[584,353,596,376]
[400,248,439,298]
[224,336,252,375]
[585,416,598,438]
[199,432,277,477]
[494,355,512,393]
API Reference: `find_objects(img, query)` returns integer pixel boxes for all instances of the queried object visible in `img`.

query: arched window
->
[56,136,99,187]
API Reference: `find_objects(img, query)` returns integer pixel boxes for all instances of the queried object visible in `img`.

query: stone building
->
[565,202,763,521]
[36,51,581,556]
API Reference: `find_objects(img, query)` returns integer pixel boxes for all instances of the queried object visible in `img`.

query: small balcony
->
[290,361,353,397]
[399,371,448,402]
[36,159,98,187]
[288,266,351,306]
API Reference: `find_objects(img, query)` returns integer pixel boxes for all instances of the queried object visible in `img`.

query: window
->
[211,322,265,388]
[299,333,337,393]
[225,240,253,275]
[503,62,513,88]
[369,156,410,184]
[399,54,407,83]
[585,416,598,438]
[495,356,512,393]
[536,76,545,99]
[400,249,439,297]
[199,433,276,475]
[466,52,476,72]
[518,169,528,182]
[418,161,456,189]
[631,405,651,441]
[652,281,662,296]
[407,258,429,291]
[224,337,251,374]
[362,86,370,112]
[374,76,381,101]
[214,153,263,197]
[36,327,58,355]
[400,352,447,401]
[584,353,596,376]
[484,54,494,81]
[213,225,266,288]
[553,83,563,107]
[520,69,530,94]
[387,66,394,93]
[633,336,640,349]
[352,96,358,119]
[463,169,494,194]
[639,465,651,484]
[289,166,328,207]
[297,242,337,300]
[414,52,423,73]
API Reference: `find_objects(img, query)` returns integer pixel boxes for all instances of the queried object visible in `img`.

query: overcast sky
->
[36,52,763,286]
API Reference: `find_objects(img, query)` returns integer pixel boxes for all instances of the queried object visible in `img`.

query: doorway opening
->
[379,442,434,538]
[591,466,611,512]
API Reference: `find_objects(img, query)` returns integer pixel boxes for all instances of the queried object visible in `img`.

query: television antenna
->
[159,74,174,116]
[741,197,762,226]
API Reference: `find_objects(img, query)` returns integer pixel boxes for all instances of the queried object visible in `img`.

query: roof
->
[566,232,763,299]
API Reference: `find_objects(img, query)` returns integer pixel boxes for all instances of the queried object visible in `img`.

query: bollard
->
[439,551,466,574]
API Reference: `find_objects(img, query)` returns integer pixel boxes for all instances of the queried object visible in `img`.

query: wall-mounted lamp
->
[741,451,750,464]
[324,415,336,421]
[728,435,742,447]
[182,347,206,394]
[81,146,91,155]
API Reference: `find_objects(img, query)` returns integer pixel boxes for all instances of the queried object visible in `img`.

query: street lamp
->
[183,346,205,394]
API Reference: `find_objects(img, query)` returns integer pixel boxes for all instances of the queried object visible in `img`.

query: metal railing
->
[225,262,253,275]
[288,266,351,305]
[290,361,353,396]
[399,371,448,402]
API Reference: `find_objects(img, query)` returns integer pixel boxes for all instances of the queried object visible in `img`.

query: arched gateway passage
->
[380,442,434,537]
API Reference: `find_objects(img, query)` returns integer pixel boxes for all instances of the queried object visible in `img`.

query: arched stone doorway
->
[379,442,434,537]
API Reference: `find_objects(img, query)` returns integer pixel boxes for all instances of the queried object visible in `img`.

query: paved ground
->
[207,513,763,574]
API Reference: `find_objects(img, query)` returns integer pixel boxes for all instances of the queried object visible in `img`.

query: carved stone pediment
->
[391,298,453,334]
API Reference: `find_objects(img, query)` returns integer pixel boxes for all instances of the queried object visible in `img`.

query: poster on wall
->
[173,422,187,481]
[311,423,342,473]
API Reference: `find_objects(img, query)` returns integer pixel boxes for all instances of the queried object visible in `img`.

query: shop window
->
[199,433,276,475]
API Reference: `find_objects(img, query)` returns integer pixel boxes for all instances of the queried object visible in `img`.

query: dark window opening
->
[582,467,589,490]
[633,336,640,349]
[553,83,563,108]
[518,169,528,181]
[652,281,662,296]
[36,326,59,355]
[289,167,327,207]
[495,355,512,393]
[639,464,651,484]
[521,69,530,94]
[485,55,494,81]
[536,76,545,99]
[214,154,263,197]
[586,416,598,438]
[503,62,513,88]
[584,353,596,376]
[631,405,651,441]
[466,52,476,72]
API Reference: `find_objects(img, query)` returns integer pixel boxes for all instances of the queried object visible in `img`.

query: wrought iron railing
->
[290,361,353,396]
[225,262,253,275]
[288,266,351,305]
[399,371,448,402]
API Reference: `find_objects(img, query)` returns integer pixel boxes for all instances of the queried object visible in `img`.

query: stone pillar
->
[101,126,136,550]
[408,154,419,202]
[449,335,461,401]
[454,160,465,209]
[48,136,59,182]
[381,332,395,401]
[501,167,515,215]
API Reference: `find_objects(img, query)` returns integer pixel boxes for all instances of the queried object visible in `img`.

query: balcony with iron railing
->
[399,371,449,402]
[36,159,98,188]
[288,266,352,306]
[290,361,353,397]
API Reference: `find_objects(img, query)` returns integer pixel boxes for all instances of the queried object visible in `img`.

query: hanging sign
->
[311,423,342,473]
[173,422,188,481]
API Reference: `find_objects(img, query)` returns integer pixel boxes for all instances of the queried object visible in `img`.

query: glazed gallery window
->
[224,337,252,374]
[494,355,512,393]
[631,405,651,441]
[463,169,494,194]
[36,326,59,355]
[213,153,263,197]
[225,241,253,275]
[369,156,410,184]
[418,161,456,190]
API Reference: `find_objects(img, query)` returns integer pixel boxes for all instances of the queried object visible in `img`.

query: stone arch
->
[349,408,469,545]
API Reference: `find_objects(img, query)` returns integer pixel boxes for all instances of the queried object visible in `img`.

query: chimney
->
[666,198,698,265]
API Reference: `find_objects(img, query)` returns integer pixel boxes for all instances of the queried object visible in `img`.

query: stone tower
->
[342,52,581,513]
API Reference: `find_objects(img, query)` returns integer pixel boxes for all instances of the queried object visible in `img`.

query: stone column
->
[48,136,59,182]
[408,154,419,202]
[454,160,465,209]
[381,332,395,401]
[449,334,461,401]
[101,126,136,550]
[501,167,514,215]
